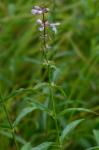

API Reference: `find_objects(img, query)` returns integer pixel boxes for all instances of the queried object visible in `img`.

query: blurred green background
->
[0,0,99,150]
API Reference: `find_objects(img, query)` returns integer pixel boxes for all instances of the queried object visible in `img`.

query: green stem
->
[48,65,62,150]
[0,94,19,150]
[42,13,62,150]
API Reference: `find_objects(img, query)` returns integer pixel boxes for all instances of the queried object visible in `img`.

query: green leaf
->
[30,100,50,113]
[59,108,97,116]
[33,82,48,90]
[0,130,26,144]
[93,130,99,146]
[86,146,99,150]
[21,142,52,150]
[0,123,10,129]
[13,100,52,127]
[21,143,32,150]
[54,84,67,98]
[28,99,52,116]
[4,84,47,102]
[4,88,34,101]
[32,142,52,150]
[60,119,84,142]
[13,107,36,127]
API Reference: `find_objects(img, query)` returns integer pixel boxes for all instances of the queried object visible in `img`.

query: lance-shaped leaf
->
[13,107,36,127]
[13,100,52,127]
[21,142,52,150]
[93,129,99,146]
[21,143,32,150]
[60,119,84,142]
[59,108,97,117]
[32,142,52,150]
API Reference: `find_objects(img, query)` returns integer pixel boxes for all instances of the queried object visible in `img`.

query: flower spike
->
[31,6,60,33]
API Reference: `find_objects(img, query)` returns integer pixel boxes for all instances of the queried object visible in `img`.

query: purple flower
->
[31,6,49,15]
[36,19,60,33]
[31,6,60,34]
[49,23,60,34]
[36,19,49,31]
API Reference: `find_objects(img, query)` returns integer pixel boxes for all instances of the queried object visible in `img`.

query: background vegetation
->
[0,0,99,150]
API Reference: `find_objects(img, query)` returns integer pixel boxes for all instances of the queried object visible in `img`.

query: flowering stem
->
[0,94,19,150]
[42,13,48,62]
[42,13,62,150]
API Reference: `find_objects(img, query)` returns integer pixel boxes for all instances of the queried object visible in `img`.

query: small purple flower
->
[36,19,49,31]
[36,19,60,33]
[50,23,60,34]
[31,6,49,15]
[36,19,42,24]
